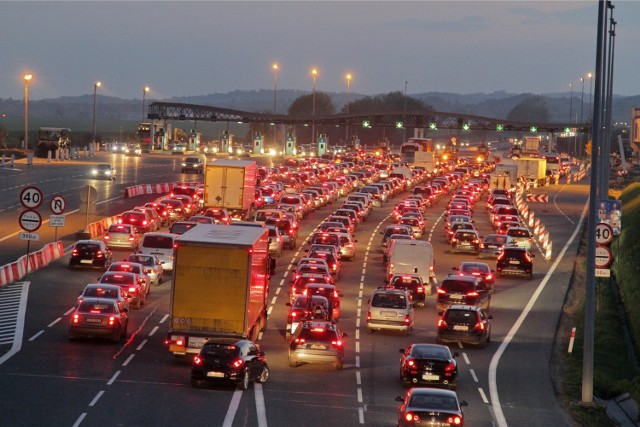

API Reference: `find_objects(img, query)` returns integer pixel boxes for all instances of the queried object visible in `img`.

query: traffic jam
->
[62,148,540,426]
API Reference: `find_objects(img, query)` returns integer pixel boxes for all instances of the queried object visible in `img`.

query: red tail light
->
[193,356,203,366]
[128,236,136,241]
[293,338,306,344]
[474,321,485,331]
[108,316,115,326]
[72,249,79,256]
[405,413,419,422]
[486,274,493,281]
[72,314,80,324]
[445,362,456,372]
[128,287,138,294]
[404,314,411,324]
[524,252,532,262]
[231,358,244,369]
[366,311,371,322]
[104,235,110,240]
[416,286,424,293]
[96,250,104,258]
[437,318,448,328]
[331,340,344,348]
[448,415,463,425]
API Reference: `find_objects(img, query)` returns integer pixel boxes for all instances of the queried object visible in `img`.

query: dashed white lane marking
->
[72,413,87,427]
[478,387,490,404]
[106,370,121,385]
[88,390,104,407]
[149,326,159,336]
[470,369,479,383]
[48,317,62,328]
[122,354,135,367]
[28,330,44,341]
[136,339,148,351]
[222,389,243,427]
[159,314,169,323]
[254,383,268,427]
[462,353,470,364]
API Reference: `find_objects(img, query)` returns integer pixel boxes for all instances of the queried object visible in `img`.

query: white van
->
[386,240,436,294]
[139,232,175,271]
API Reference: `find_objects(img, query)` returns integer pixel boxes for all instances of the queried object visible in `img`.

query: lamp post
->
[311,68,318,144]
[92,81,102,144]
[346,73,352,141]
[588,72,593,122]
[272,63,279,147]
[403,81,408,144]
[142,86,150,121]
[569,82,575,156]
[579,76,585,124]
[24,74,32,151]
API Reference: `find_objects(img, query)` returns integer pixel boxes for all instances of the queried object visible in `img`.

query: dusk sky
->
[2,1,639,101]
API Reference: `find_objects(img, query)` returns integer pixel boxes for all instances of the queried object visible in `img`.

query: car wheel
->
[68,332,76,341]
[191,378,205,388]
[478,336,488,349]
[288,358,298,368]
[112,329,121,343]
[334,361,344,371]
[256,366,270,384]
[135,299,142,310]
[238,369,250,390]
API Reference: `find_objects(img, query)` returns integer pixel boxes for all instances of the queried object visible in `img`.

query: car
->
[169,220,199,235]
[68,298,128,343]
[452,261,495,291]
[109,141,127,153]
[387,274,427,307]
[300,282,342,320]
[125,143,142,156]
[98,271,146,309]
[496,220,522,235]
[203,208,232,225]
[181,156,204,174]
[437,304,493,348]
[266,225,284,257]
[91,163,116,180]
[106,262,151,296]
[446,221,477,242]
[68,240,112,270]
[188,215,216,224]
[450,230,482,254]
[399,216,425,239]
[496,246,534,279]
[307,248,341,280]
[77,283,129,312]
[265,217,298,250]
[381,224,414,248]
[289,272,334,302]
[399,343,458,389]
[124,253,164,286]
[191,338,269,390]
[367,287,414,335]
[288,321,346,370]
[139,232,176,271]
[478,234,515,259]
[395,387,467,427]
[172,143,187,154]
[506,226,534,250]
[436,274,491,314]
[159,199,186,222]
[102,224,141,251]
[119,210,153,234]
[285,295,332,340]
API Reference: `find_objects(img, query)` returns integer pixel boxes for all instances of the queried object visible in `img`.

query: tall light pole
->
[588,72,593,121]
[579,76,585,124]
[403,81,408,144]
[142,86,150,121]
[311,68,318,144]
[346,73,352,141]
[24,73,32,151]
[569,82,575,156]
[272,63,279,147]
[92,81,102,144]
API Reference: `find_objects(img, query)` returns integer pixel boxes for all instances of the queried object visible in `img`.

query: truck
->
[386,240,436,293]
[523,136,540,156]
[166,224,271,356]
[413,151,437,173]
[494,163,518,180]
[516,157,547,187]
[204,159,257,220]
[488,173,512,191]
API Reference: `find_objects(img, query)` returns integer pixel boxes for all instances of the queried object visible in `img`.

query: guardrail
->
[0,241,65,288]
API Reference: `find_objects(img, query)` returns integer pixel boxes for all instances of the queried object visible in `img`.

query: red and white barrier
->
[0,241,67,288]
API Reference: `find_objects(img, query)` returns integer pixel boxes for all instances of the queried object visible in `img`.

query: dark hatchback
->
[191,338,269,390]
[437,304,492,348]
[396,387,467,427]
[68,240,112,270]
[435,275,491,314]
[496,246,534,279]
[399,343,458,389]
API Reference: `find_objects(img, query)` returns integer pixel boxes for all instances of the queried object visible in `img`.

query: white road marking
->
[462,353,470,365]
[122,354,135,366]
[47,317,62,328]
[470,369,479,383]
[479,387,490,404]
[136,339,148,351]
[149,326,159,336]
[28,330,44,341]
[107,370,121,385]
[222,389,243,427]
[89,390,104,407]
[72,413,87,427]
[159,314,169,323]
[0,281,30,366]
[254,383,268,427]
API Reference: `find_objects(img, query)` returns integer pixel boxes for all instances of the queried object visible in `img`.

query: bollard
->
[27,152,33,166]
[534,218,540,235]
[1,153,5,167]
[528,211,535,228]
[10,154,15,168]
[545,241,552,260]
[47,150,52,162]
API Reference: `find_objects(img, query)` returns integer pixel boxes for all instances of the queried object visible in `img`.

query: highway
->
[0,153,589,426]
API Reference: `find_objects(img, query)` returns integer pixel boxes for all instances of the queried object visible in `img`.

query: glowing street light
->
[142,86,150,121]
[24,73,33,151]
[311,68,318,143]
[272,63,279,146]
[346,73,352,140]
[92,81,102,144]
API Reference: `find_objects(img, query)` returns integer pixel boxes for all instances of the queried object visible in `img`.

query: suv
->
[450,230,482,255]
[288,321,347,370]
[437,305,492,348]
[506,227,533,250]
[387,274,426,307]
[436,275,491,314]
[496,246,534,279]
[181,157,204,174]
[68,240,112,270]
[366,288,414,335]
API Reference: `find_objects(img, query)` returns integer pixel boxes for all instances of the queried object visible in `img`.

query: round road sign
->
[595,245,613,268]
[20,186,44,209]
[595,222,614,246]
[19,209,42,232]
[50,195,67,214]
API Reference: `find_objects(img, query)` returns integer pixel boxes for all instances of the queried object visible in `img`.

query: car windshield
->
[508,229,530,238]
[445,309,478,324]
[442,280,474,292]
[201,343,237,358]
[142,235,173,249]
[409,394,458,411]
[371,293,407,309]
[78,302,115,313]
[411,346,449,359]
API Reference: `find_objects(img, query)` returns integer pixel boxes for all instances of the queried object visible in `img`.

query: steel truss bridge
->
[147,102,588,134]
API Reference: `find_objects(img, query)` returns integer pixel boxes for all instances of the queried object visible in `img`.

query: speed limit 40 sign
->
[595,222,614,246]
[20,186,43,209]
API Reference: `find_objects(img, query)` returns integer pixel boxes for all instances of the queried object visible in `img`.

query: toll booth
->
[187,129,201,152]
[221,130,233,154]
[285,131,296,156]
[317,134,328,157]
[253,132,264,154]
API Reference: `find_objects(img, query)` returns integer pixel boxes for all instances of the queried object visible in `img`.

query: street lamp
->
[311,68,318,144]
[579,76,585,124]
[346,73,352,141]
[24,73,32,151]
[587,72,593,122]
[272,63,279,147]
[142,86,150,121]
[92,81,102,144]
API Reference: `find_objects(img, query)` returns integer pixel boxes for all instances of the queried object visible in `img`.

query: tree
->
[506,95,549,123]
[343,91,434,114]
[288,92,334,116]
[0,124,6,149]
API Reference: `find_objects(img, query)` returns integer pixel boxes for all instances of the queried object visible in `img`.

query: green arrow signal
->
[496,124,504,131]
[396,121,404,129]
[362,120,371,128]
[429,122,437,130]
[462,123,470,131]
[530,126,537,133]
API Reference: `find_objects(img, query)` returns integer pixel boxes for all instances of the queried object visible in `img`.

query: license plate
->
[206,371,225,378]
[509,260,521,265]
[453,325,469,331]
[450,294,463,300]
[422,374,440,381]
[80,260,93,264]
[381,311,397,317]
[188,337,208,349]
[461,242,470,246]
[311,344,326,350]
[85,318,101,323]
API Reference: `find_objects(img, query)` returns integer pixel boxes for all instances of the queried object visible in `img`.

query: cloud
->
[382,15,493,33]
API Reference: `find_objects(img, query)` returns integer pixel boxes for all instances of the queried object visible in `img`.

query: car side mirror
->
[452,266,459,271]
[460,400,469,407]
[379,231,383,235]
[122,308,129,313]
[453,351,460,357]
[399,348,405,354]
[395,396,405,403]
[487,314,494,320]
[530,253,535,258]
[342,332,348,338]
